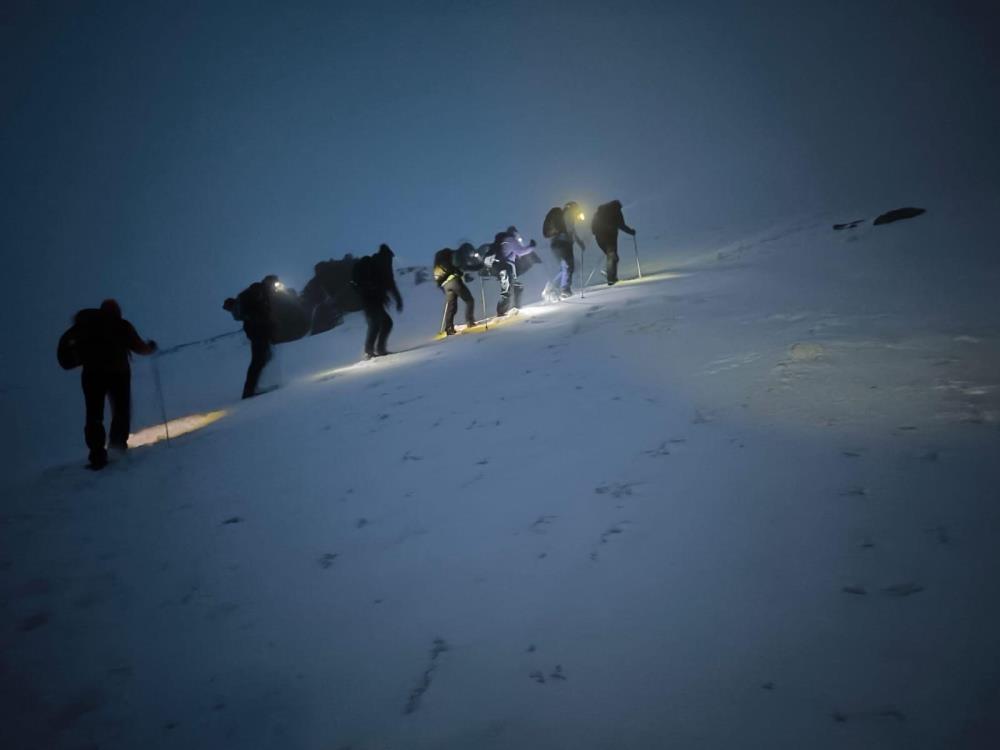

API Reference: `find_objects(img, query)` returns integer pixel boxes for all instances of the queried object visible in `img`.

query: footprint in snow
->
[840,487,868,498]
[529,665,567,684]
[599,522,629,545]
[882,583,924,597]
[530,515,557,533]
[643,442,671,457]
[595,482,640,498]
[404,637,449,715]
[318,553,338,569]
[832,707,905,723]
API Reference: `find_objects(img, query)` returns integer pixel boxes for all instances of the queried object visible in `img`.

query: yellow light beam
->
[129,410,228,448]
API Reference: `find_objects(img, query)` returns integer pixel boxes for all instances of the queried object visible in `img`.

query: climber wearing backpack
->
[543,201,586,298]
[352,243,403,358]
[490,226,537,316]
[433,247,476,335]
[57,299,157,470]
[590,200,636,285]
[223,275,276,399]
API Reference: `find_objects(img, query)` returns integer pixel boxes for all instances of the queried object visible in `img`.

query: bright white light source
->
[274,281,284,291]
[578,212,586,222]
[129,410,227,448]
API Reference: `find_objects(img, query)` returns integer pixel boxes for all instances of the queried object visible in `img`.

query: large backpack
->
[432,248,456,286]
[236,282,268,322]
[542,206,566,238]
[351,255,378,291]
[57,326,81,370]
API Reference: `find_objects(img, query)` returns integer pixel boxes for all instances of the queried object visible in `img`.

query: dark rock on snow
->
[873,207,926,226]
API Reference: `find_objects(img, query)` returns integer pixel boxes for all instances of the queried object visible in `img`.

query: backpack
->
[542,206,566,238]
[236,282,268,322]
[351,255,378,290]
[433,248,456,286]
[57,327,81,370]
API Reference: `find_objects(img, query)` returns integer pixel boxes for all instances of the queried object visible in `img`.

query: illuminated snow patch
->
[129,410,227,448]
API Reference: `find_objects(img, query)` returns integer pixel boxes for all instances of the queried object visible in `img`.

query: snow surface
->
[3,196,1000,748]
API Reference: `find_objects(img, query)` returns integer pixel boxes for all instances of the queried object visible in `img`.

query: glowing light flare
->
[578,212,586,222]
[129,410,228,448]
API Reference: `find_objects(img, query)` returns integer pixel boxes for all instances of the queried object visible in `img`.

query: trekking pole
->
[580,247,586,300]
[479,274,489,330]
[152,353,171,444]
[586,250,602,287]
[633,234,643,279]
[439,298,449,334]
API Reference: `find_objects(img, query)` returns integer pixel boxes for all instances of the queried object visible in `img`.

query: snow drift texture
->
[2,194,1000,749]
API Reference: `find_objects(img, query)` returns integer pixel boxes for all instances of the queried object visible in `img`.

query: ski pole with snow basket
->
[632,234,643,279]
[152,353,171,444]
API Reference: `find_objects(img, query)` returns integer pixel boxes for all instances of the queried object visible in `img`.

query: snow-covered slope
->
[3,196,999,749]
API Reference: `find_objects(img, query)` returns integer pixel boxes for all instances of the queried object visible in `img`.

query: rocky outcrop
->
[873,207,926,226]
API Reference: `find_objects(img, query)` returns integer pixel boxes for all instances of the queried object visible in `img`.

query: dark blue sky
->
[2,0,997,379]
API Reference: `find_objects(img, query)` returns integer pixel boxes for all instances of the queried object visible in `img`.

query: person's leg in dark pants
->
[598,236,619,284]
[82,369,108,467]
[458,281,475,326]
[107,371,132,449]
[242,335,271,398]
[375,306,393,355]
[362,299,381,357]
[442,282,459,333]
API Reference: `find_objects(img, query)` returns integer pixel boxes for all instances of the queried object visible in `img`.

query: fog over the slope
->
[1,0,997,385]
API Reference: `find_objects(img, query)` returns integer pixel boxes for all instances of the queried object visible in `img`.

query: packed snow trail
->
[3,204,1000,749]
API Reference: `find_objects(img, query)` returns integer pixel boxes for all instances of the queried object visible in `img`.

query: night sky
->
[2,0,997,383]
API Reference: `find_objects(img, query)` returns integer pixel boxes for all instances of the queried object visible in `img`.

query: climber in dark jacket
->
[352,244,403,358]
[590,200,636,285]
[58,299,156,469]
[223,276,275,399]
[433,247,476,335]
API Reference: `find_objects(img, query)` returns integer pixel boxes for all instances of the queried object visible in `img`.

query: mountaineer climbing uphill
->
[484,226,538,316]
[590,200,636,286]
[57,299,157,469]
[543,201,586,298]
[352,243,403,359]
[433,246,476,335]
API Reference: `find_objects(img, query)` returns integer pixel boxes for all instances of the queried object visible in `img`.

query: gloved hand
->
[147,339,158,352]
[628,228,637,236]
[396,301,404,313]
[528,239,536,248]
